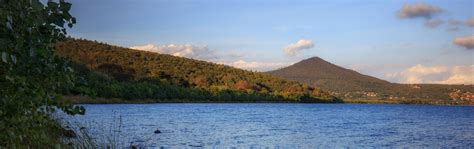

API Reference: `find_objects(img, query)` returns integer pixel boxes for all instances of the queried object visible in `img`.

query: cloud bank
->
[130,44,216,60]
[217,60,290,71]
[386,64,474,84]
[284,39,314,56]
[437,65,474,84]
[453,34,474,50]
[398,3,442,19]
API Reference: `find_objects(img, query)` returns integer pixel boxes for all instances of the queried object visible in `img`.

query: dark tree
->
[0,0,84,146]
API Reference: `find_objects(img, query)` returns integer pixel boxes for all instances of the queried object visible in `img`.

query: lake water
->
[65,104,474,148]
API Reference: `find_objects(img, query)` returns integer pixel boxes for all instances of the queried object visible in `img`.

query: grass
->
[55,110,156,148]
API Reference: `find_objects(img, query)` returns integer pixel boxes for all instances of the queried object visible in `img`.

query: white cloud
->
[130,44,292,71]
[217,60,291,71]
[130,44,216,60]
[436,65,474,84]
[406,64,448,75]
[453,34,474,50]
[398,3,442,19]
[284,39,314,56]
[386,64,473,84]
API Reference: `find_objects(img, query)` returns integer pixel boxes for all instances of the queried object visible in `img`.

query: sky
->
[65,0,473,84]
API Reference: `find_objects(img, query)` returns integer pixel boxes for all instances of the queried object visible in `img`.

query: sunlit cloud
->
[405,64,448,75]
[130,44,216,60]
[217,60,291,71]
[398,3,442,19]
[453,34,474,50]
[436,65,474,84]
[386,64,474,84]
[283,39,314,56]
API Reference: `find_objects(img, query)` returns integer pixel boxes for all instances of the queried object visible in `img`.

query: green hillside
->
[54,39,339,103]
[268,57,474,104]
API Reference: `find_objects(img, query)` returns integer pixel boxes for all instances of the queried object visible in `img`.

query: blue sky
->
[66,0,473,84]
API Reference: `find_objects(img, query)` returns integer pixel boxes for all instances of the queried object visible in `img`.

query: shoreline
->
[63,96,474,106]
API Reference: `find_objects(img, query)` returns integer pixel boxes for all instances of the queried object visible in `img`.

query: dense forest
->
[269,57,474,104]
[54,39,340,103]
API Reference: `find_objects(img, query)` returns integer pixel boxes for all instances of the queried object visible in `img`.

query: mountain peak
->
[305,56,323,61]
[299,56,326,63]
[288,56,340,70]
[268,57,391,93]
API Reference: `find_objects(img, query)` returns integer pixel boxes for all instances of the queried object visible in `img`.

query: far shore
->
[63,96,474,105]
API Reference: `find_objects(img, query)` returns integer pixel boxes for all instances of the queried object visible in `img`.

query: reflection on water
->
[65,104,474,148]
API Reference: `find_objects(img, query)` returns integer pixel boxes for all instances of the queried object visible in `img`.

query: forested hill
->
[268,57,474,104]
[54,38,339,103]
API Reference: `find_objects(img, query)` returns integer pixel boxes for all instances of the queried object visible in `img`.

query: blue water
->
[65,104,474,148]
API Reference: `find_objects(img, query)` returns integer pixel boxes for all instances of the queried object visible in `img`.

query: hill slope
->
[268,57,473,103]
[268,57,392,92]
[54,39,338,103]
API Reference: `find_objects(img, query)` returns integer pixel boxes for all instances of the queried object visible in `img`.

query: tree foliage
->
[0,0,83,146]
[55,39,340,103]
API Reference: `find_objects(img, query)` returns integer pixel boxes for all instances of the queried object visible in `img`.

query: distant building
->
[410,84,421,89]
[449,89,474,101]
[365,91,377,97]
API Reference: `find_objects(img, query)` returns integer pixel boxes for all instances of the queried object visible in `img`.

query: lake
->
[64,104,474,148]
